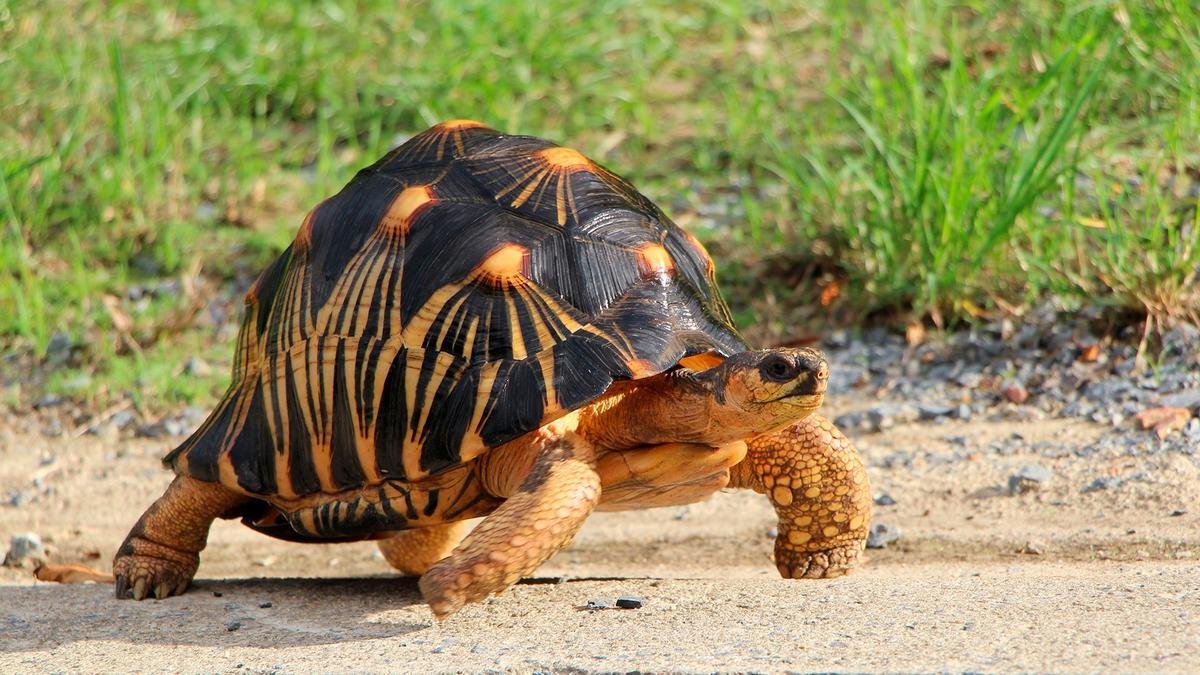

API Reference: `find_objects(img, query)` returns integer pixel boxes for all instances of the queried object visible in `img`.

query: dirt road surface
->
[3,396,1198,672]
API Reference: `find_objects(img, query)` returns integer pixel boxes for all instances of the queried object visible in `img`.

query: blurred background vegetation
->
[1,0,1198,409]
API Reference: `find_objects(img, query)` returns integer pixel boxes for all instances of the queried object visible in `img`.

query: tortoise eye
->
[760,355,797,382]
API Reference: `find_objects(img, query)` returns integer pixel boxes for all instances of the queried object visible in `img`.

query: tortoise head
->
[698,347,829,437]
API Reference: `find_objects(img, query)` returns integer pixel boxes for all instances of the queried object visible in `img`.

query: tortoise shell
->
[167,120,746,500]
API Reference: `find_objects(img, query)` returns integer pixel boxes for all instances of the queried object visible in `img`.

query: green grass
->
[1,0,1198,408]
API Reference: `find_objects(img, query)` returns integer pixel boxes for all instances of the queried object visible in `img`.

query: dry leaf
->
[819,280,841,307]
[34,563,113,584]
[1135,407,1192,438]
[1076,216,1107,229]
[959,299,987,318]
[101,294,133,333]
[905,321,926,347]
[1079,344,1101,363]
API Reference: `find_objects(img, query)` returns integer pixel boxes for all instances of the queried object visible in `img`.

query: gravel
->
[835,404,920,434]
[816,309,1199,475]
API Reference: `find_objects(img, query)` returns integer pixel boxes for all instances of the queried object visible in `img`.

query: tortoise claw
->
[114,574,129,599]
[132,577,149,600]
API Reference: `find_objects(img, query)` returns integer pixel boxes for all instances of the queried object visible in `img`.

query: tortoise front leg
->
[114,475,249,600]
[418,432,600,619]
[377,522,472,576]
[730,415,871,578]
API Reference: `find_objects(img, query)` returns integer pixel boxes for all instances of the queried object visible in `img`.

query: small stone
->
[1008,464,1052,495]
[873,493,897,506]
[213,591,223,597]
[955,403,973,420]
[765,527,778,539]
[110,410,136,429]
[41,418,65,438]
[3,533,45,567]
[32,394,64,408]
[918,404,954,420]
[615,596,644,609]
[89,421,120,443]
[45,332,74,367]
[1186,419,1200,440]
[585,599,611,610]
[833,410,870,432]
[1160,389,1200,412]
[224,620,242,632]
[956,372,984,388]
[1170,509,1187,517]
[866,404,919,432]
[185,357,213,377]
[7,491,32,507]
[866,522,901,549]
[1019,540,1044,555]
[1083,477,1122,493]
[258,601,272,609]
[196,201,219,222]
[1003,382,1029,404]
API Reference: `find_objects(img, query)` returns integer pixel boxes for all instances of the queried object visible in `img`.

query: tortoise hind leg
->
[114,475,249,600]
[419,432,600,619]
[730,415,871,578]
[377,522,472,576]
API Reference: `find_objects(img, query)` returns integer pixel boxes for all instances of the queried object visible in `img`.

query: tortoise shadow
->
[0,574,652,651]
[1,576,431,651]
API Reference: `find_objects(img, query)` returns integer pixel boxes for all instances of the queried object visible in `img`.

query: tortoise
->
[113,120,871,618]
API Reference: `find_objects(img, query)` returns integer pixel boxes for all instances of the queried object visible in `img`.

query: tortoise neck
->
[576,369,726,451]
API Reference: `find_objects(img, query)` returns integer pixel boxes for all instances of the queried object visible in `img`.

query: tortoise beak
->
[784,366,828,398]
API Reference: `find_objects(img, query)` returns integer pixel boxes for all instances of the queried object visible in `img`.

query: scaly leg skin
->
[418,432,600,620]
[113,474,248,600]
[730,415,871,579]
[595,441,747,511]
[377,521,472,577]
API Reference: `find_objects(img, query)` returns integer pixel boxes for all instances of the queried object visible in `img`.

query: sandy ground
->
[2,395,1198,672]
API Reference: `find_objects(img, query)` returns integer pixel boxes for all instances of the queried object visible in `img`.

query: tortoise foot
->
[419,433,601,620]
[417,559,479,619]
[730,415,872,579]
[775,541,863,580]
[113,538,198,600]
